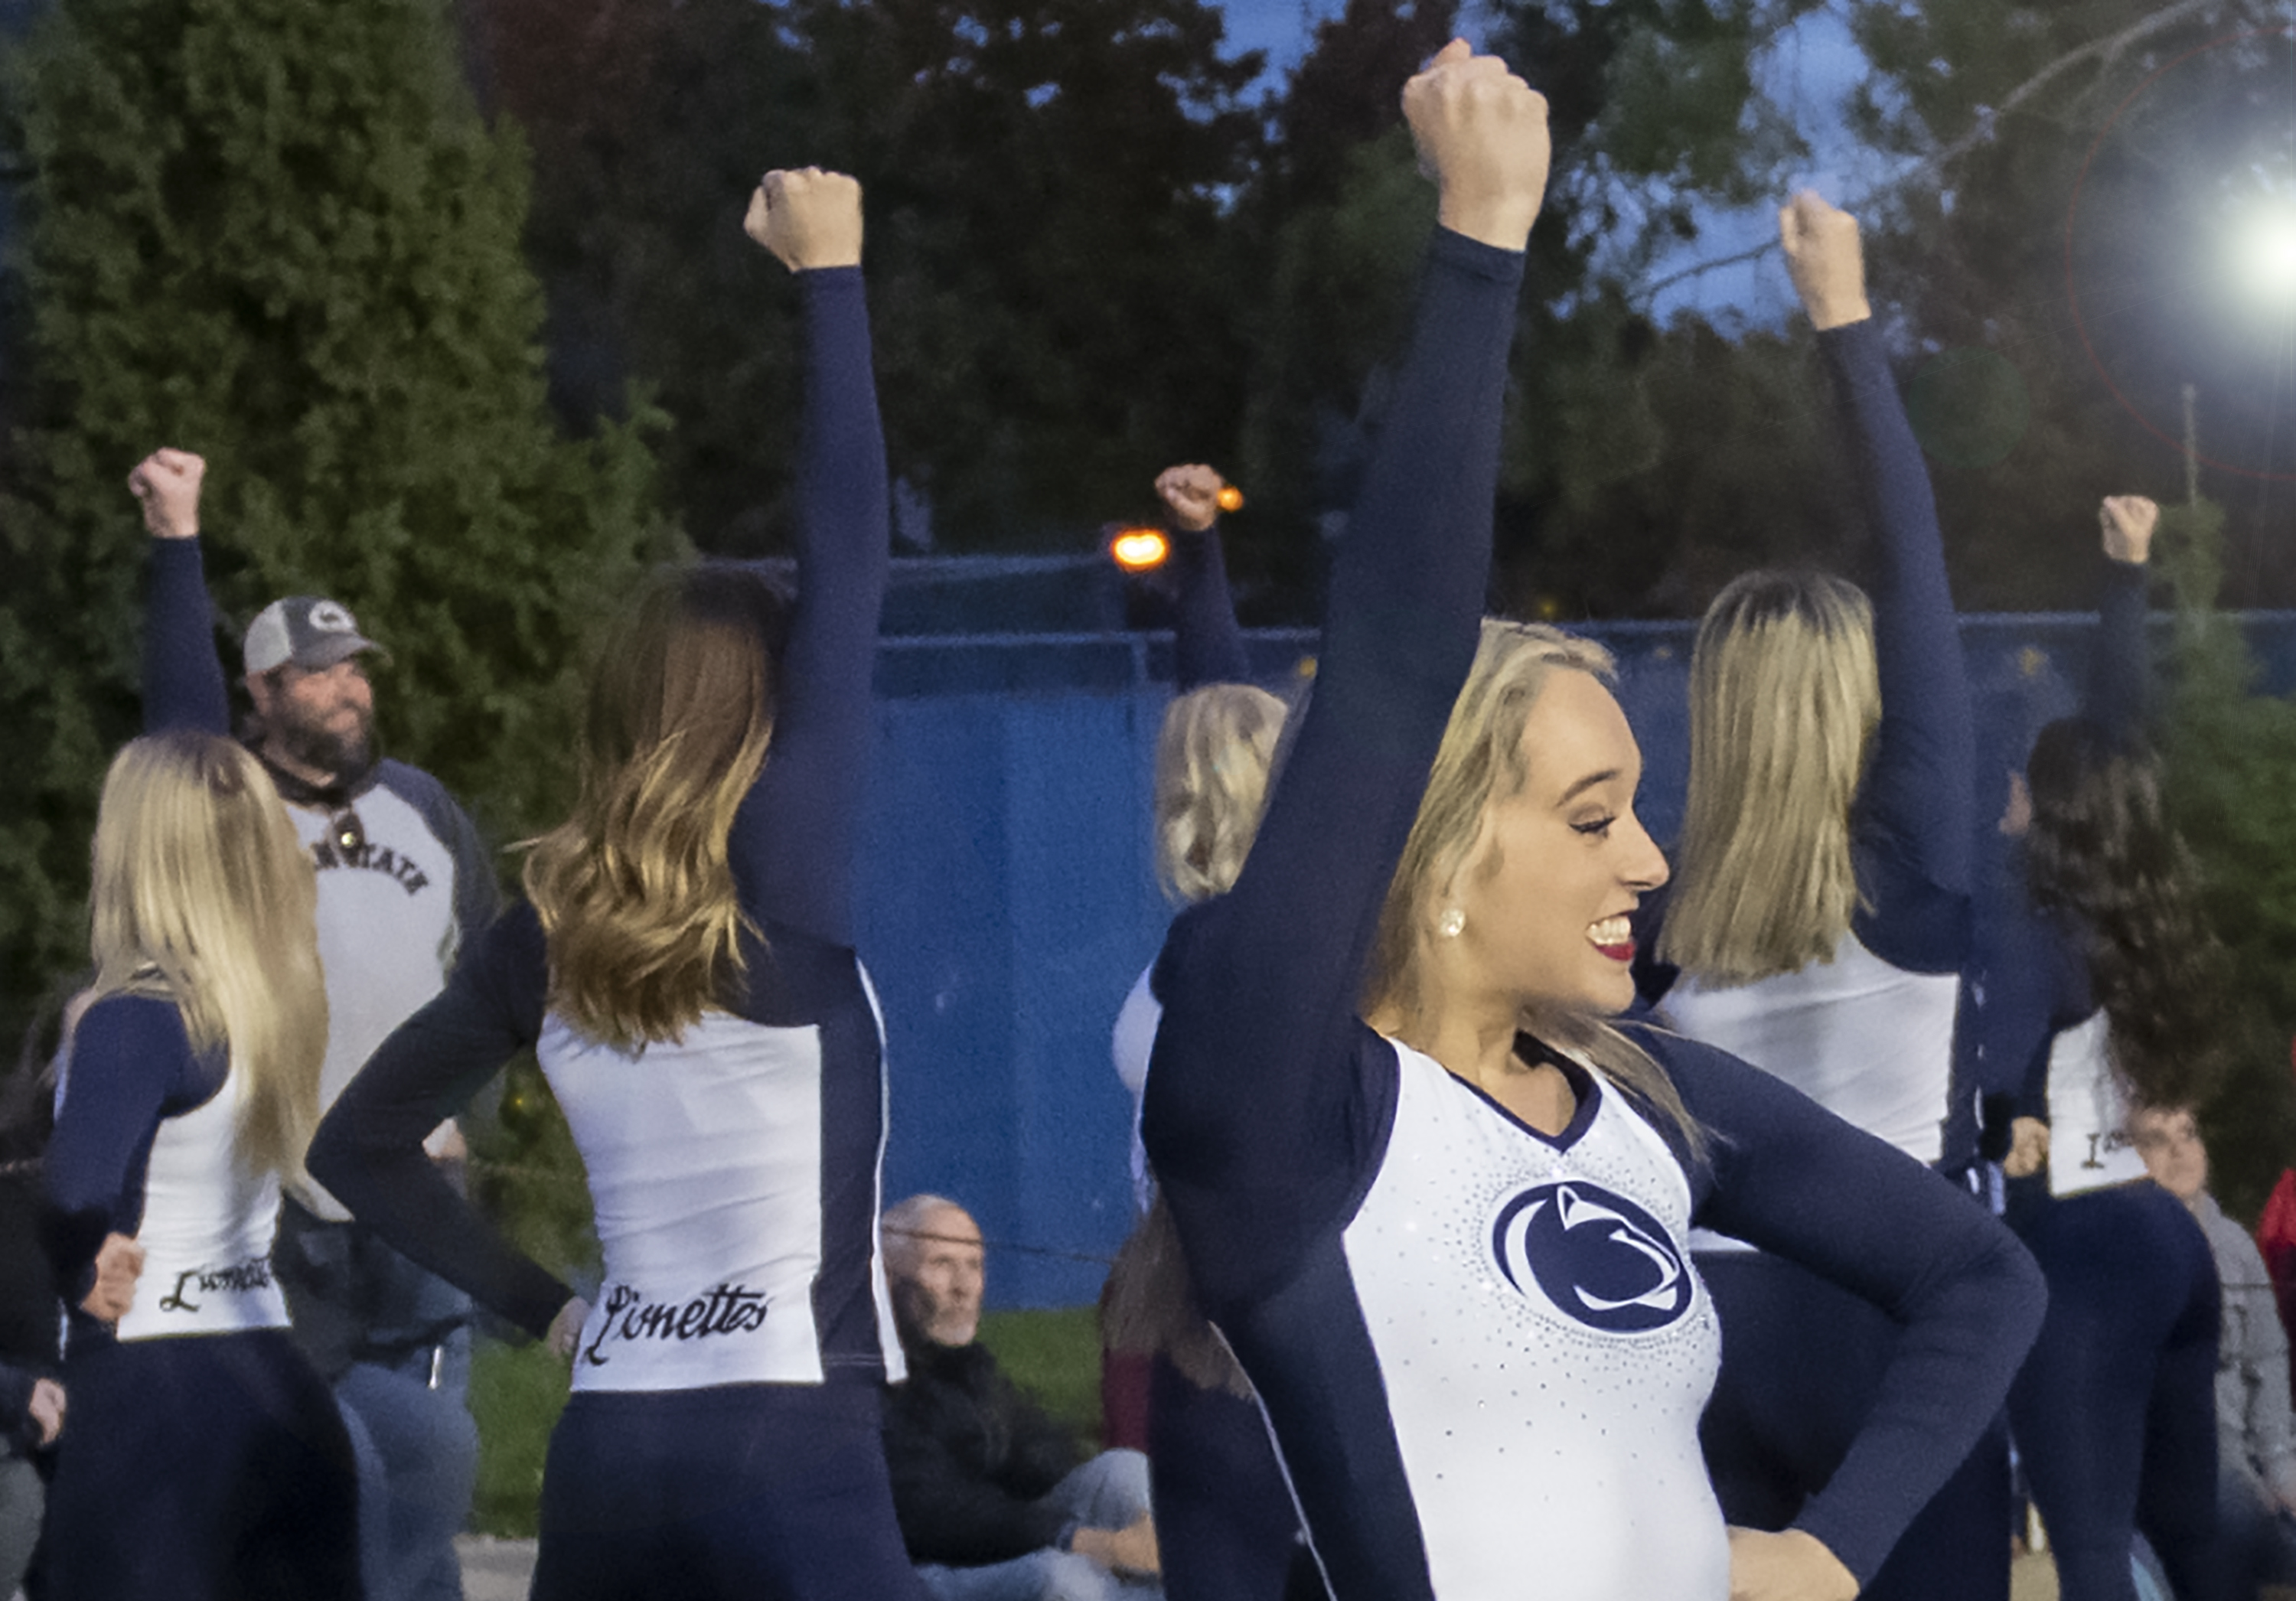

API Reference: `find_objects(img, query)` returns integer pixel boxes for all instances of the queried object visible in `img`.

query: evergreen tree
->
[0,0,664,1038]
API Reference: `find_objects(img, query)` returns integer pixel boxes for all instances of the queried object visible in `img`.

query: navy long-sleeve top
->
[1648,320,1975,1169]
[1169,523,1251,692]
[1139,230,2041,1599]
[308,270,902,1389]
[1973,557,2152,1123]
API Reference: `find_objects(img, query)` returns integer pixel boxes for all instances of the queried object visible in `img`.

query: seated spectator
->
[2132,1104,2296,1590]
[882,1194,1163,1601]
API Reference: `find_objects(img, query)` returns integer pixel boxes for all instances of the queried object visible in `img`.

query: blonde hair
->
[1366,618,1701,1151]
[525,563,787,1049]
[1153,683,1287,904]
[1658,571,1880,986]
[87,732,326,1179]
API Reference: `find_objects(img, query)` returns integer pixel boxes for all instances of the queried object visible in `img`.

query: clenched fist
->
[2100,495,2158,565]
[744,168,863,273]
[1779,192,1870,332]
[1402,40,1550,253]
[128,448,207,540]
[1155,465,1228,534]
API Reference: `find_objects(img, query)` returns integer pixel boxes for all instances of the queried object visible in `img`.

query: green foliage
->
[468,1335,570,1537]
[2154,499,2296,1221]
[0,0,666,1033]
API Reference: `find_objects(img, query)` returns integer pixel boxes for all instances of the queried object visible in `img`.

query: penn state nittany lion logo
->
[1490,1182,1691,1333]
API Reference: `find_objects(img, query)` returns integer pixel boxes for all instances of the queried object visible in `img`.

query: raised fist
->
[1155,465,1227,534]
[2100,495,2159,565]
[744,168,863,273]
[1402,39,1550,253]
[127,448,207,540]
[1778,192,1870,332]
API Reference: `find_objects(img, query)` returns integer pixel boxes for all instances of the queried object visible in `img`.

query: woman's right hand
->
[1779,192,1870,332]
[743,168,863,273]
[127,448,205,540]
[2100,496,2158,565]
[80,1233,145,1321]
[1154,465,1226,534]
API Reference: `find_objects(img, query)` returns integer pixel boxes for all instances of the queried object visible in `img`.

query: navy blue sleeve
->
[1824,321,1972,971]
[1652,1029,2046,1583]
[2090,556,2150,743]
[1170,526,1251,690]
[41,996,214,1299]
[142,537,233,735]
[727,266,889,949]
[1142,230,1525,1312]
[305,905,570,1339]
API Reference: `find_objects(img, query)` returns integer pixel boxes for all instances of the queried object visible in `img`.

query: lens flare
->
[2235,210,2296,305]
[1109,527,1171,571]
[1215,484,1245,513]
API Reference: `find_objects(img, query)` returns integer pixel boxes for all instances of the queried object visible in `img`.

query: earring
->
[1437,907,1466,938]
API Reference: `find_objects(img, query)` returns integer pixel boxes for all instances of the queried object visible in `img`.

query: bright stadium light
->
[2234,209,2296,305]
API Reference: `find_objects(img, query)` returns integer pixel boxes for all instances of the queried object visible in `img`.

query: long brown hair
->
[1367,618,1701,1152]
[525,563,790,1048]
[2025,718,2229,1110]
[1660,570,1880,986]
[88,732,327,1178]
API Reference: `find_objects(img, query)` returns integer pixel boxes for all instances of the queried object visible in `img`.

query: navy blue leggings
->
[40,1328,359,1600]
[528,1380,931,1601]
[1698,1250,2014,1601]
[2010,1183,2225,1601]
[1147,1357,1308,1601]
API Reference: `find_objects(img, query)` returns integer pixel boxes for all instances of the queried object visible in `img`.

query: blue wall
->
[864,613,2296,1307]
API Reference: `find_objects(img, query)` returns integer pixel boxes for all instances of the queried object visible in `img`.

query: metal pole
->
[2183,383,2200,506]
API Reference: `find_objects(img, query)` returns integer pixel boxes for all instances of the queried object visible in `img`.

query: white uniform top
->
[118,1063,292,1342]
[2044,1012,2148,1197]
[1667,931,1958,1166]
[1342,1040,1728,1599]
[292,784,465,1221]
[543,1009,906,1394]
[1111,965,1160,1215]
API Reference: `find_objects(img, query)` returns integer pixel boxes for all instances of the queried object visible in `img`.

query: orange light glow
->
[1110,527,1171,572]
[1215,484,1245,513]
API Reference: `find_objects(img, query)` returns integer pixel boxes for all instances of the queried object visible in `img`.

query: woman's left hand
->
[1727,1528,1859,1601]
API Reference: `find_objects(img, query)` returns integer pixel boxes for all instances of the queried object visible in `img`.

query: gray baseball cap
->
[243,595,385,676]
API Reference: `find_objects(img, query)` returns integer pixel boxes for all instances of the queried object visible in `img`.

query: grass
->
[467,1305,1106,1538]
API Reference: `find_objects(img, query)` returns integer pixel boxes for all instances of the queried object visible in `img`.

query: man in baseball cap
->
[130,447,492,1601]
[239,595,390,792]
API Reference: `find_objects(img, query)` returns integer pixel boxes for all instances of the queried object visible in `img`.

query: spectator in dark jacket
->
[882,1195,1163,1601]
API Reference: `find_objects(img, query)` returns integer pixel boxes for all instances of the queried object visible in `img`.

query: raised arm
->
[2091,494,2155,741]
[1156,465,1252,690]
[1143,42,1541,1291]
[132,448,232,736]
[1784,197,1972,905]
[305,908,573,1341]
[727,169,889,948]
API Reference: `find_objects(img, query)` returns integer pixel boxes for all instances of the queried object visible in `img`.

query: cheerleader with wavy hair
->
[43,729,357,1599]
[311,169,932,1600]
[1986,496,2232,1601]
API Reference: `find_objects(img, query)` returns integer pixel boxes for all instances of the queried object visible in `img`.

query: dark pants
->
[1147,1357,1313,1601]
[528,1380,931,1601]
[1698,1249,2015,1601]
[2010,1184,2226,1601]
[41,1329,360,1601]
